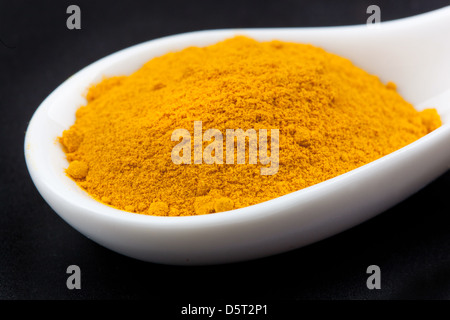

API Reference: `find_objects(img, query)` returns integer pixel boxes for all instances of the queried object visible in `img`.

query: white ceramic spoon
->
[25,6,450,265]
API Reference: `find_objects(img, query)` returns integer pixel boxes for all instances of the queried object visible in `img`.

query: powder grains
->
[60,36,441,216]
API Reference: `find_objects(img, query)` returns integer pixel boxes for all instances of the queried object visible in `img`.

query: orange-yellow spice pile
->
[59,36,441,216]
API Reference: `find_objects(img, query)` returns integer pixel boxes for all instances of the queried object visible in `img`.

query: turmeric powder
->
[59,36,441,216]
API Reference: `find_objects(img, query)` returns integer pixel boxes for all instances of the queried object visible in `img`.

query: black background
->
[1,0,450,301]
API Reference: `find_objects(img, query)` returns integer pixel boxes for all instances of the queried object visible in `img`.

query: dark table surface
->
[1,0,450,301]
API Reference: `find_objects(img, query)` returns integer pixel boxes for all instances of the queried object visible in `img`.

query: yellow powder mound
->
[60,36,441,216]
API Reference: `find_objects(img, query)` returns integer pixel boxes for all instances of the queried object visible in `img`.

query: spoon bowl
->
[25,6,450,265]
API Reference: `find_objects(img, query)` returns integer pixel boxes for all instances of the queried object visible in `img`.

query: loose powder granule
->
[59,36,441,216]
[66,160,88,179]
